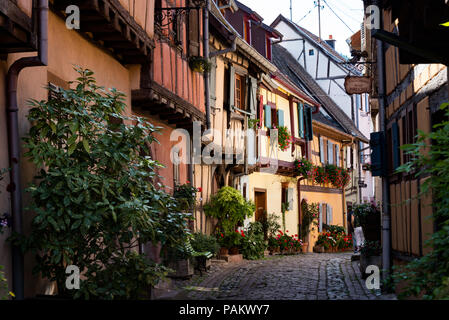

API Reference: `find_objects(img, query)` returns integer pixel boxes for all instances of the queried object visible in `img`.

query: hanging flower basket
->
[277,126,292,151]
[188,56,211,73]
[294,158,313,179]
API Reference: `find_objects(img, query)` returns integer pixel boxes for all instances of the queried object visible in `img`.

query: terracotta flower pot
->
[301,242,309,253]
[219,247,229,256]
[229,247,239,255]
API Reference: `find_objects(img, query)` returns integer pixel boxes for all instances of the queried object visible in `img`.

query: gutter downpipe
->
[374,0,391,281]
[204,0,211,129]
[6,0,48,300]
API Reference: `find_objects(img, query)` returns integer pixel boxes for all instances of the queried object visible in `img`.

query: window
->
[234,74,244,109]
[309,49,314,56]
[271,105,277,128]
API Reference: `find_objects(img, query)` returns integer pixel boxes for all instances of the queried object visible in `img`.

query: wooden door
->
[255,191,267,223]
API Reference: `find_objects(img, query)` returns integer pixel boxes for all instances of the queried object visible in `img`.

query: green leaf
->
[82,139,91,153]
[71,220,81,230]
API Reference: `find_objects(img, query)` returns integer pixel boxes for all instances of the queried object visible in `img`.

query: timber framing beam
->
[132,81,206,129]
[0,1,37,53]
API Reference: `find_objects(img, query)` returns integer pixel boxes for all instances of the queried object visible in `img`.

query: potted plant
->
[267,236,279,254]
[229,230,244,255]
[205,186,255,244]
[353,201,381,242]
[360,240,382,278]
[248,118,261,130]
[294,158,313,179]
[188,56,211,73]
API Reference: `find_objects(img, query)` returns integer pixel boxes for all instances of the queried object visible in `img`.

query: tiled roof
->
[272,44,369,143]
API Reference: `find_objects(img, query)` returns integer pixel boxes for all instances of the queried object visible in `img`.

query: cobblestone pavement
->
[173,252,397,300]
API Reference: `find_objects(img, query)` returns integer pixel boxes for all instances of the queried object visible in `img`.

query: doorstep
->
[219,254,243,263]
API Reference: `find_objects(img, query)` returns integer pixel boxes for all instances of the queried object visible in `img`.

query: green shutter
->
[305,106,313,141]
[264,105,271,128]
[297,103,304,138]
[277,109,284,127]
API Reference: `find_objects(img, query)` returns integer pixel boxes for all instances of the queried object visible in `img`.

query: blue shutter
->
[319,203,323,232]
[297,103,304,138]
[264,105,271,128]
[277,109,284,127]
[336,144,340,166]
[328,141,333,164]
[392,122,400,170]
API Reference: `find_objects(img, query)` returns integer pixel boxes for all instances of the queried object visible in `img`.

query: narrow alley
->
[173,253,396,300]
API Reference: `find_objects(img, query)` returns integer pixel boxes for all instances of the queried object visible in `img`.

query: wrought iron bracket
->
[155,2,205,30]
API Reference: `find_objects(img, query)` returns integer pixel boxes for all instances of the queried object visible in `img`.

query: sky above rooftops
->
[238,0,364,58]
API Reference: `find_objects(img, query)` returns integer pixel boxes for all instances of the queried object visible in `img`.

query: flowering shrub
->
[277,126,292,151]
[316,232,337,250]
[273,230,302,253]
[294,158,313,179]
[217,230,244,249]
[316,229,352,250]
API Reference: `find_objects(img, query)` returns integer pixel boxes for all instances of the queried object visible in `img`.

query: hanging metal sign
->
[344,76,372,94]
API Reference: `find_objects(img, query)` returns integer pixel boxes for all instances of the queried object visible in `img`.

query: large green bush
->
[389,102,449,299]
[13,67,192,299]
[204,186,255,235]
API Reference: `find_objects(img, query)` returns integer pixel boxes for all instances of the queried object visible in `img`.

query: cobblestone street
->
[173,253,396,300]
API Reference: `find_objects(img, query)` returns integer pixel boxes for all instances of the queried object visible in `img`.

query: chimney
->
[325,35,336,49]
